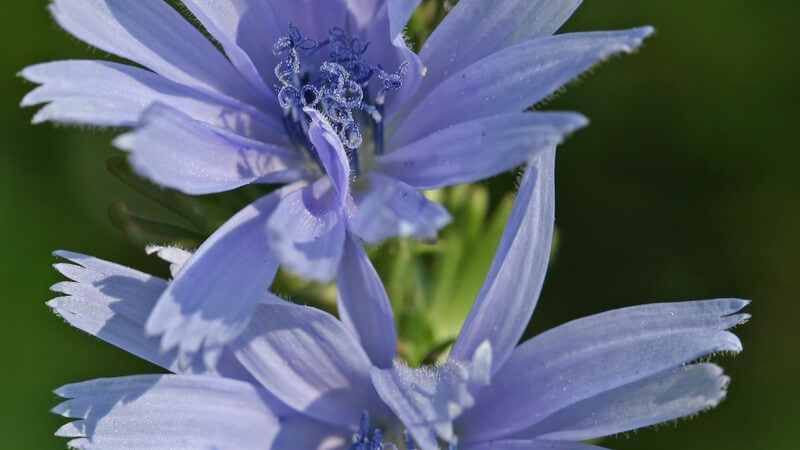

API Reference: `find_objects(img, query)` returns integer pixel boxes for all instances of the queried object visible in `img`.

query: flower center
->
[273,25,408,176]
[348,411,458,450]
[349,411,411,450]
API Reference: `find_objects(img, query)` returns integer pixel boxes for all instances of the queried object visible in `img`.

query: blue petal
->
[272,0,349,47]
[177,0,344,104]
[416,0,583,99]
[386,0,422,39]
[115,103,309,195]
[180,1,354,113]
[146,190,289,369]
[450,149,556,374]
[52,374,347,449]
[386,35,426,113]
[391,27,654,147]
[380,113,586,188]
[350,173,451,243]
[458,299,749,441]
[216,0,351,81]
[49,251,171,368]
[49,251,253,380]
[306,108,351,203]
[180,0,274,99]
[353,5,425,113]
[336,233,397,368]
[232,299,386,429]
[266,179,347,282]
[347,0,386,31]
[49,0,266,108]
[20,60,286,142]
[518,363,730,441]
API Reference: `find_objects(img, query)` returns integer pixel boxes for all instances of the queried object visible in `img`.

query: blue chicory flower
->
[49,149,747,449]
[22,0,651,367]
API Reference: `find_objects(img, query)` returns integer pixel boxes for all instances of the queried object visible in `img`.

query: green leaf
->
[107,199,203,249]
[107,156,233,235]
[426,186,514,342]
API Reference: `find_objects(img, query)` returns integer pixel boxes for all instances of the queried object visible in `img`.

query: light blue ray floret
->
[48,147,748,450]
[26,0,652,386]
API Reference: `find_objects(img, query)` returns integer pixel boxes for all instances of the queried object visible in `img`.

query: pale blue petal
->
[347,0,385,31]
[114,103,309,195]
[386,35,426,113]
[306,108,351,202]
[391,27,653,147]
[380,113,585,188]
[458,299,749,441]
[180,0,273,99]
[49,0,265,108]
[19,60,286,142]
[371,360,475,450]
[181,1,354,116]
[146,190,290,369]
[354,5,425,114]
[450,149,556,373]
[173,0,285,101]
[417,0,583,99]
[52,374,347,449]
[49,251,253,380]
[48,251,172,370]
[465,440,606,450]
[519,364,730,441]
[266,179,347,282]
[229,0,350,80]
[350,173,451,243]
[232,300,385,429]
[273,0,350,47]
[387,0,422,39]
[336,233,397,368]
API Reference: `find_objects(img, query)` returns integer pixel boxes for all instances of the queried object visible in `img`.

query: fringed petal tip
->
[563,113,590,135]
[639,25,656,39]
[52,381,78,401]
[50,250,101,291]
[623,26,655,50]
[54,421,84,439]
[51,383,86,437]
[18,64,69,125]
[723,297,751,314]
[694,297,752,332]
[18,64,47,106]
[722,299,751,335]
[53,249,87,261]
[50,374,294,448]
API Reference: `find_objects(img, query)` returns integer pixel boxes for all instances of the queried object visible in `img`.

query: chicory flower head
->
[22,0,651,367]
[49,150,747,449]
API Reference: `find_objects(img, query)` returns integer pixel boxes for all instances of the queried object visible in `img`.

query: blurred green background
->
[1,0,798,448]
